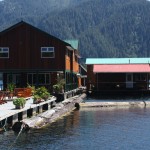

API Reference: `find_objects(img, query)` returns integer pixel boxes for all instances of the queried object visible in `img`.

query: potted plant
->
[27,84,35,96]
[53,78,65,94]
[13,97,26,109]
[7,82,15,99]
[33,94,42,104]
[41,91,50,100]
[53,78,65,102]
[33,86,50,103]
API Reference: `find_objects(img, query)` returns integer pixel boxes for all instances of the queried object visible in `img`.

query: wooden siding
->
[95,73,125,90]
[78,77,81,87]
[0,22,66,71]
[87,63,150,92]
[73,59,79,73]
[87,65,95,90]
[65,49,79,73]
[0,22,81,91]
[90,73,149,91]
[65,55,71,71]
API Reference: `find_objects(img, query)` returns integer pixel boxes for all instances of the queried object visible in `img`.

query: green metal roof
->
[86,58,150,64]
[64,40,78,49]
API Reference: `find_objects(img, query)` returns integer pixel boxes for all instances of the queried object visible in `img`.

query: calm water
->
[1,98,150,150]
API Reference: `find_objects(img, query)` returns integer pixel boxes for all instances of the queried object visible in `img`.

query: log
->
[12,93,86,131]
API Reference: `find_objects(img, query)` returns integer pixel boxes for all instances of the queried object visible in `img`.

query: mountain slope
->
[1,0,150,58]
[0,0,89,30]
[39,0,150,58]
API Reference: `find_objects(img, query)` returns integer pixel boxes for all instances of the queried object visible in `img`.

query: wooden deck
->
[0,96,56,129]
[81,101,150,108]
[87,89,150,97]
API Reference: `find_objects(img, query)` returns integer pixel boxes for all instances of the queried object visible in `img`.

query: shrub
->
[53,78,65,94]
[34,86,50,101]
[13,97,26,107]
[7,82,15,93]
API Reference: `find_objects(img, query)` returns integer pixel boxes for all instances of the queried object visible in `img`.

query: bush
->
[34,86,50,101]
[53,78,65,94]
[7,82,15,93]
[13,97,26,107]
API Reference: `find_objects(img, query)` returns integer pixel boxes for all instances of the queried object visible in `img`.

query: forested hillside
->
[1,0,150,58]
[0,0,89,31]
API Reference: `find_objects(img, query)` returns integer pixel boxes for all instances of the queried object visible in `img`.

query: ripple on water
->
[1,104,150,150]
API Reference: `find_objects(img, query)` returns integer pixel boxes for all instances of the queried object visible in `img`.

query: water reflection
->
[1,102,150,149]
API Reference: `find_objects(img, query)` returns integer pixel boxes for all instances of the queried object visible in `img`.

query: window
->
[127,74,132,81]
[0,47,9,58]
[41,47,55,58]
[135,74,146,81]
[27,73,50,85]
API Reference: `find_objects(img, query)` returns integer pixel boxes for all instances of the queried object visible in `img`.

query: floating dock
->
[0,87,86,132]
[0,96,56,130]
[80,101,150,108]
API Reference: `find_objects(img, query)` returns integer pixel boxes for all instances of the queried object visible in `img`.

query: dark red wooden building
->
[0,21,80,91]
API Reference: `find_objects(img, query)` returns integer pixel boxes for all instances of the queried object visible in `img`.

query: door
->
[126,73,133,88]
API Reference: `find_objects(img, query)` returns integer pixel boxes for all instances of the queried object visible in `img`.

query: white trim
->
[126,73,133,88]
[41,47,55,58]
[0,47,9,58]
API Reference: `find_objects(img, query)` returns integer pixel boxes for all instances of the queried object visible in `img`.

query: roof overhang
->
[66,46,74,51]
[86,58,150,65]
[93,64,150,73]
[75,53,81,58]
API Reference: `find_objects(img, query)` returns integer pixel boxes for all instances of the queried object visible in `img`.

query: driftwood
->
[12,93,86,131]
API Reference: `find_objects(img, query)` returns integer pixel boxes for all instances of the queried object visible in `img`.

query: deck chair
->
[0,91,7,104]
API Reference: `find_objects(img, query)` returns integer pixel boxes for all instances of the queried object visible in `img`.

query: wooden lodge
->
[86,58,150,95]
[0,21,81,92]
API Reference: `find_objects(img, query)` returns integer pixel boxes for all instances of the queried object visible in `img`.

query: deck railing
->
[89,81,149,91]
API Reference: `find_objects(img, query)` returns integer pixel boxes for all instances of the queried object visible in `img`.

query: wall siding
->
[0,23,66,71]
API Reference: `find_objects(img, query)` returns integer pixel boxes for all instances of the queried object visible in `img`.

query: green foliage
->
[33,86,50,101]
[13,97,26,106]
[1,0,150,58]
[53,78,65,93]
[7,83,15,93]
[40,0,150,58]
[27,84,36,95]
[33,94,41,99]
[36,86,50,99]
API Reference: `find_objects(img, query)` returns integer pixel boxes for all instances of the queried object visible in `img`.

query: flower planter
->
[53,93,64,103]
[13,98,26,109]
[33,99,42,104]
[15,105,25,109]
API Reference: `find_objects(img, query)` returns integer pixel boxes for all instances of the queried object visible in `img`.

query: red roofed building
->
[86,58,150,95]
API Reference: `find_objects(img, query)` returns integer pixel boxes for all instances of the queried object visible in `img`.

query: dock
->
[20,93,86,130]
[80,101,150,108]
[0,96,56,129]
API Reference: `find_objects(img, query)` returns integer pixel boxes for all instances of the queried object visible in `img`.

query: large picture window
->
[0,47,9,58]
[41,47,55,58]
[135,74,146,81]
[27,73,50,85]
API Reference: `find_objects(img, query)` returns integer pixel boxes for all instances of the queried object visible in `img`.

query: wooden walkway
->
[80,101,150,107]
[0,96,56,124]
